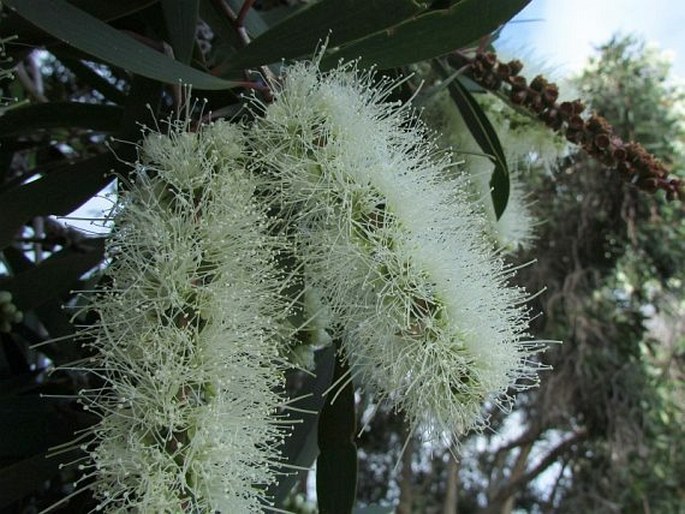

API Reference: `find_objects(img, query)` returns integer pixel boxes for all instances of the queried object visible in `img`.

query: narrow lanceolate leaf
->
[0,0,157,49]
[0,238,105,312]
[445,72,510,219]
[198,0,241,49]
[5,0,239,89]
[0,103,123,137]
[0,76,158,251]
[0,151,125,250]
[317,351,357,514]
[0,397,76,459]
[322,0,531,70]
[225,0,424,70]
[223,0,270,38]
[161,0,199,64]
[270,346,336,507]
[0,450,81,510]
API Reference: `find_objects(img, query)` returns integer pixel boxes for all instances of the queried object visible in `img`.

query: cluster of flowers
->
[69,58,544,511]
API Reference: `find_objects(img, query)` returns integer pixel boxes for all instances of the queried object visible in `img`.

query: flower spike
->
[252,58,548,442]
[64,115,291,513]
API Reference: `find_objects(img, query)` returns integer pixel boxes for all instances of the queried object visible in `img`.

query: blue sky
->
[498,0,685,79]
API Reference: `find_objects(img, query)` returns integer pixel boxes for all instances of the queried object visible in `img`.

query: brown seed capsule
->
[594,133,611,150]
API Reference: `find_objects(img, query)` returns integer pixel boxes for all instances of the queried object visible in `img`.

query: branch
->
[491,428,588,505]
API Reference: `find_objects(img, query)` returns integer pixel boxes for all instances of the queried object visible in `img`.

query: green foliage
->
[5,0,238,89]
[224,0,531,70]
[317,352,358,514]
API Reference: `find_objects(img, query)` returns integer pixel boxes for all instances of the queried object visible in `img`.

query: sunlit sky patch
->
[499,0,685,79]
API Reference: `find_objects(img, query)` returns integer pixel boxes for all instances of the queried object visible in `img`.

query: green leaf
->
[322,0,531,70]
[317,350,357,514]
[0,238,105,312]
[5,0,239,90]
[440,66,510,219]
[0,450,81,509]
[0,371,42,397]
[223,0,269,39]
[225,0,424,70]
[1,0,158,49]
[258,4,305,27]
[0,396,74,458]
[0,76,158,250]
[161,0,199,64]
[3,246,78,341]
[0,151,121,249]
[270,346,336,507]
[0,102,123,137]
[198,0,241,49]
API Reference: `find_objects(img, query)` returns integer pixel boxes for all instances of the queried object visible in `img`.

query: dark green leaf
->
[198,0,241,49]
[1,0,158,49]
[317,350,357,514]
[258,4,305,27]
[270,346,336,507]
[117,74,163,141]
[0,75,158,250]
[0,370,42,397]
[0,450,81,509]
[161,0,199,64]
[441,67,510,219]
[225,0,424,70]
[0,151,120,249]
[57,0,157,21]
[0,103,123,137]
[0,396,74,458]
[224,0,269,39]
[2,246,78,350]
[0,238,105,312]
[322,0,531,70]
[5,0,239,89]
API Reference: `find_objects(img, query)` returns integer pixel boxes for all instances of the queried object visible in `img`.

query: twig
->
[211,0,275,100]
[236,0,256,28]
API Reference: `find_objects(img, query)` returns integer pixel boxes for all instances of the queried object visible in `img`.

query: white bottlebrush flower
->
[69,117,289,512]
[251,58,546,441]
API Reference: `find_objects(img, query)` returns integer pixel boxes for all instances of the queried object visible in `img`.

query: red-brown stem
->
[236,0,257,28]
[210,0,274,101]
